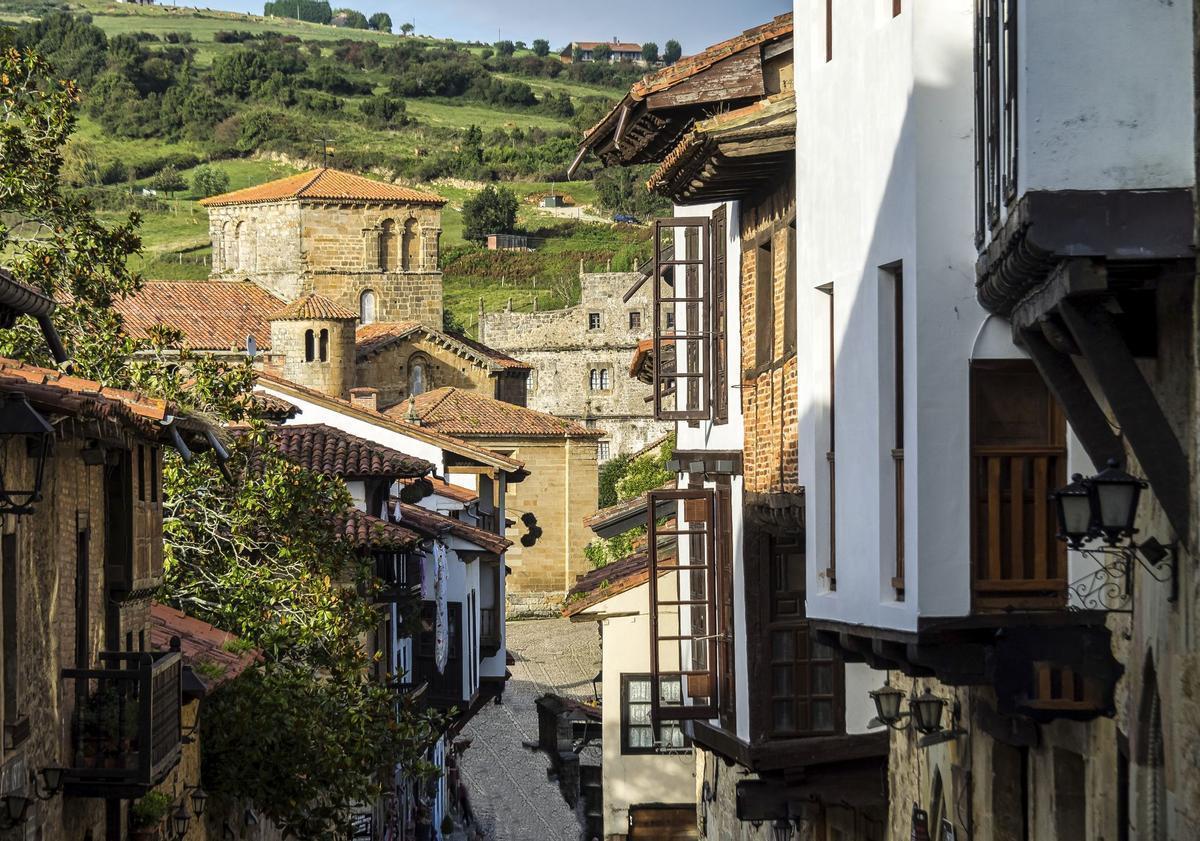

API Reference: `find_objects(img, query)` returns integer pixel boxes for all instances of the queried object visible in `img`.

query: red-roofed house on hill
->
[560,39,649,66]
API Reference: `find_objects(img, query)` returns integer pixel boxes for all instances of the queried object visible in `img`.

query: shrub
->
[131,791,172,829]
[150,165,187,197]
[462,185,518,243]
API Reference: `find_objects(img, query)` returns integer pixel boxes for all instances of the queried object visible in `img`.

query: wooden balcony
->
[61,650,183,798]
[971,445,1067,611]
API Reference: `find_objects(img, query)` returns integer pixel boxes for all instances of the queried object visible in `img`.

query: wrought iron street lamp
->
[909,689,946,736]
[31,768,63,801]
[172,801,191,837]
[0,794,32,830]
[1087,459,1147,545]
[1053,473,1095,548]
[868,679,908,729]
[0,392,53,516]
[187,785,208,818]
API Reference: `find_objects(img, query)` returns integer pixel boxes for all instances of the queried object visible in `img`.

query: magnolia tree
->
[0,46,443,840]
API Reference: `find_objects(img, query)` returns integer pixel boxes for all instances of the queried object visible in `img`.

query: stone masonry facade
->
[478,273,672,460]
[208,200,443,329]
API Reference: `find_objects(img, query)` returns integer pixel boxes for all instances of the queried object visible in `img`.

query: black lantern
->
[1053,473,1095,549]
[172,801,191,837]
[0,794,32,829]
[869,680,907,728]
[188,786,208,818]
[909,689,946,735]
[0,392,53,516]
[32,767,63,801]
[1087,459,1146,545]
[771,818,794,841]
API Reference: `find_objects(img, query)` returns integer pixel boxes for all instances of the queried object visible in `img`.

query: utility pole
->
[319,138,334,167]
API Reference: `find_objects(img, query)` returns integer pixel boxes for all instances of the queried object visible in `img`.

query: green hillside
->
[0,0,664,332]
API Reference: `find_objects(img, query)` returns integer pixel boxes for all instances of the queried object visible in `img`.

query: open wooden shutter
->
[653,218,711,421]
[648,488,718,722]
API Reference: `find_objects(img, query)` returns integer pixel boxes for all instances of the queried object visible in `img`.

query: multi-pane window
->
[975,0,1017,242]
[652,218,711,421]
[767,539,840,736]
[629,311,642,330]
[588,312,602,330]
[598,441,611,461]
[600,369,611,390]
[590,369,611,391]
[589,369,599,391]
[621,675,688,754]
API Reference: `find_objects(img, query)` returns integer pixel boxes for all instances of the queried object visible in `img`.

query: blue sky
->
[196,0,791,54]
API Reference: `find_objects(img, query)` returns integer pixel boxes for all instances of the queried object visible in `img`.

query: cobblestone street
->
[458,617,602,841]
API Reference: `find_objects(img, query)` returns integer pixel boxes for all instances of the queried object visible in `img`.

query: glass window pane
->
[773,700,794,731]
[630,726,653,748]
[772,630,794,660]
[663,723,685,748]
[813,664,833,695]
[812,641,834,660]
[812,700,834,731]
[773,666,792,696]
[628,679,651,702]
[628,702,651,725]
[660,678,682,704]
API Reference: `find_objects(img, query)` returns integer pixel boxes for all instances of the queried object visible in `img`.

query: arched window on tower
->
[379,220,395,271]
[319,329,329,362]
[401,218,419,271]
[360,289,376,325]
[304,329,315,362]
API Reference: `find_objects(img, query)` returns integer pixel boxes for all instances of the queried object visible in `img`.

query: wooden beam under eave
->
[1018,327,1122,469]
[1058,298,1191,539]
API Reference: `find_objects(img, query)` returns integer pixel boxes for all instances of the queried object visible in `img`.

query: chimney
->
[349,387,379,413]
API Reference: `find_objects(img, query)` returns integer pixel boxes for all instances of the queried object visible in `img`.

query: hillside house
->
[560,40,647,65]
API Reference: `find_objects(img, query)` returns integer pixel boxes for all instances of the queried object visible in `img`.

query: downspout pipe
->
[0,269,71,367]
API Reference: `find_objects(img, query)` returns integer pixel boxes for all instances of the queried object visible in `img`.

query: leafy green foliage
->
[532,39,550,57]
[598,452,632,508]
[332,8,369,29]
[462,184,518,242]
[664,39,682,64]
[150,164,187,196]
[591,44,612,62]
[594,164,670,219]
[641,42,659,63]
[368,12,391,32]
[191,164,230,198]
[584,434,674,569]
[263,0,332,24]
[495,39,515,57]
[131,791,173,828]
[400,22,414,36]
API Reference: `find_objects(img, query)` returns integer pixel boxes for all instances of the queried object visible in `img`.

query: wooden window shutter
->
[648,488,720,722]
[652,218,712,421]
[711,206,728,425]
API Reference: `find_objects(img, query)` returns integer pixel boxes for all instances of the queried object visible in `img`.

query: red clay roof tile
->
[269,294,359,322]
[199,168,446,208]
[271,423,433,479]
[396,387,602,438]
[150,603,260,687]
[116,281,282,352]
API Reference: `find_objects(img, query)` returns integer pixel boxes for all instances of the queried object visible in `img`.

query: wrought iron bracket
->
[1067,538,1177,613]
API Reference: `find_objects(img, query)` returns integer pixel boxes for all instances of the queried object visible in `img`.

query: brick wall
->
[739,180,799,496]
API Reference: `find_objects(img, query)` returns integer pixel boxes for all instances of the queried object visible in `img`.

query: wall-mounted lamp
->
[31,768,63,801]
[868,681,967,748]
[0,392,53,516]
[771,818,794,841]
[1053,460,1176,603]
[171,801,191,837]
[0,794,32,830]
[184,785,208,818]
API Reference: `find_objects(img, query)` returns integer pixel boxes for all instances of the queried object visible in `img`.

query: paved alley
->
[458,617,602,841]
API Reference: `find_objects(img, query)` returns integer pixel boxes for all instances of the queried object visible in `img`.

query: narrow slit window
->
[319,329,329,362]
[304,329,315,362]
[755,239,775,367]
[826,0,833,62]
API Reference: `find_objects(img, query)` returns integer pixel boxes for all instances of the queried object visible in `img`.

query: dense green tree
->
[598,453,632,508]
[16,13,108,86]
[495,39,515,57]
[584,434,675,569]
[400,21,414,36]
[331,8,369,28]
[368,12,391,31]
[150,165,186,197]
[359,94,407,128]
[462,184,518,242]
[263,0,332,24]
[641,42,659,63]
[191,164,229,198]
[532,38,550,57]
[572,45,585,62]
[591,43,612,62]
[664,39,682,63]
[595,164,670,218]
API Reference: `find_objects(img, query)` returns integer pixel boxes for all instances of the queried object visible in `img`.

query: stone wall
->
[356,333,499,411]
[491,436,598,613]
[270,316,357,399]
[209,200,444,329]
[478,273,672,459]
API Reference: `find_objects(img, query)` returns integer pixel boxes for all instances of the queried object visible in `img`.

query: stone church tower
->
[200,168,446,329]
[268,294,358,398]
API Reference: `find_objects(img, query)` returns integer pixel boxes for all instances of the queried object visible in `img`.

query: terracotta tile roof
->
[583,481,676,534]
[116,281,282,352]
[396,388,603,439]
[271,423,433,479]
[247,391,298,421]
[255,373,527,474]
[356,322,532,371]
[395,501,511,555]
[629,14,792,100]
[569,41,643,53]
[269,294,358,322]
[0,357,215,441]
[150,603,260,687]
[402,476,479,504]
[335,507,423,551]
[199,168,446,208]
[562,539,676,617]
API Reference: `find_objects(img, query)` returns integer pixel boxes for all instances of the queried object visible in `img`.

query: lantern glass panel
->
[871,685,904,723]
[1094,481,1139,535]
[910,692,945,734]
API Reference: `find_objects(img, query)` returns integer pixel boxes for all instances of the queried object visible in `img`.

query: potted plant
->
[130,790,171,840]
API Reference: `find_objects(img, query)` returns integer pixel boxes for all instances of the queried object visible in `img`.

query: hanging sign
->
[911,803,931,841]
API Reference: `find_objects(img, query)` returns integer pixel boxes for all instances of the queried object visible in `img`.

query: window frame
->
[652,217,712,422]
[629,310,642,331]
[711,206,729,426]
[588,312,602,330]
[620,673,692,755]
